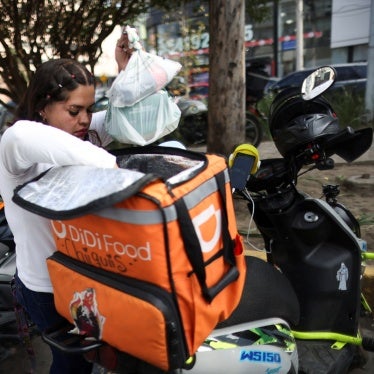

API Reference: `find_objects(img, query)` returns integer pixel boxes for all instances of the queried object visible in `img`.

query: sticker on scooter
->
[240,350,281,363]
[266,367,282,374]
[336,262,349,291]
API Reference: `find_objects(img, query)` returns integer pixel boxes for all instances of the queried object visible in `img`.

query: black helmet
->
[269,87,340,158]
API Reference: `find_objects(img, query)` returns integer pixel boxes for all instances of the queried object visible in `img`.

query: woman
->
[0,32,131,373]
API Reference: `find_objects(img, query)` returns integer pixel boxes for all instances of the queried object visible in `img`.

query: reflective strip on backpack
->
[183,169,229,210]
[93,169,229,225]
[95,205,177,225]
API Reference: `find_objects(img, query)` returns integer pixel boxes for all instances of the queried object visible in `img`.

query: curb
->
[343,174,374,191]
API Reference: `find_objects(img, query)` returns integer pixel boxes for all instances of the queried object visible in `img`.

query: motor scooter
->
[232,66,374,373]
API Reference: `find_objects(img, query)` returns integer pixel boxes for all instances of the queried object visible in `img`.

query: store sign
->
[159,25,254,55]
[282,39,296,51]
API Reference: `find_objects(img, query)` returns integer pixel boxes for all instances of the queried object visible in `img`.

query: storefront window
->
[244,0,333,75]
[147,4,210,95]
[147,0,340,81]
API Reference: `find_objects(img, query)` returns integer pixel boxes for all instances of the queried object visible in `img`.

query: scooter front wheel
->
[245,112,263,147]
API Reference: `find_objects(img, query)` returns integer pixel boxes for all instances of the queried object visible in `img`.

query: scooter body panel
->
[253,189,362,335]
[184,319,298,374]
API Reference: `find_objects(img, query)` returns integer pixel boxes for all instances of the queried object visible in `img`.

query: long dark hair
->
[14,58,96,123]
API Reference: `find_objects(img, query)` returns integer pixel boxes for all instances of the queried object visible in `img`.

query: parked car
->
[265,62,367,96]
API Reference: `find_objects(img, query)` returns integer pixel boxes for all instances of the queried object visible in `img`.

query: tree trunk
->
[207,0,245,156]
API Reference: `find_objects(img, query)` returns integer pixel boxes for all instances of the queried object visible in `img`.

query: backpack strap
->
[174,171,239,303]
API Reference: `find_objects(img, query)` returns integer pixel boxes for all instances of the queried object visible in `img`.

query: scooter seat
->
[217,255,300,328]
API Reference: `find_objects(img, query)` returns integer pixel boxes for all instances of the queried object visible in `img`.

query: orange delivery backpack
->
[13,145,246,371]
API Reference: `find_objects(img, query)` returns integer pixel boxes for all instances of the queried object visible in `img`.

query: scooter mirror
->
[301,66,336,101]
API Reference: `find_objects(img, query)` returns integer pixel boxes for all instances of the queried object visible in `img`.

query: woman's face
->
[40,84,95,139]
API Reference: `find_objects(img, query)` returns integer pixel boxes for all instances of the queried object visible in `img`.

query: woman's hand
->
[115,29,132,72]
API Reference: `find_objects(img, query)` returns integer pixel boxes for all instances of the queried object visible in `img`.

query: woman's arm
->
[90,111,113,147]
[115,27,133,72]
[88,28,134,147]
[0,120,117,174]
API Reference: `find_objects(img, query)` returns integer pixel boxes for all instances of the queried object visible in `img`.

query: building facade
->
[142,0,370,83]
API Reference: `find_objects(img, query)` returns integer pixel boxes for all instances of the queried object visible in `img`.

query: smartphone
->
[229,152,256,190]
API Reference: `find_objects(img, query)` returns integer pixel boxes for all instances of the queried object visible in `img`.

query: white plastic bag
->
[104,90,181,146]
[108,26,182,107]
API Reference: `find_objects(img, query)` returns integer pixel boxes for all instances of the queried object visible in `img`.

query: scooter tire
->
[297,340,358,374]
[245,112,263,147]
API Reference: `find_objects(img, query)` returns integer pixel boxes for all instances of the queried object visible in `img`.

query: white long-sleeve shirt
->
[0,112,116,292]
